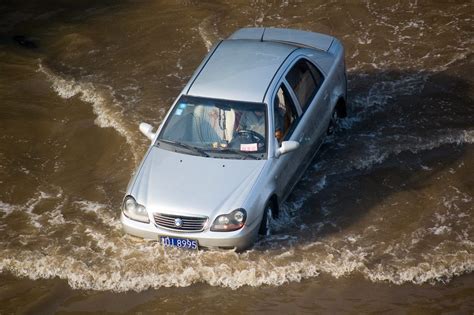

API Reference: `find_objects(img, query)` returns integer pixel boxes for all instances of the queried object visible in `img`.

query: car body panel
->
[121,27,347,250]
[230,27,334,52]
[187,40,296,103]
[130,147,266,221]
[121,212,261,249]
[263,28,334,51]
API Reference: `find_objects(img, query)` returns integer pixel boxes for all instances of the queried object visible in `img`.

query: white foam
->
[429,226,452,235]
[312,175,327,193]
[197,16,218,51]
[352,2,472,73]
[275,130,472,237]
[0,217,472,292]
[316,129,474,175]
[420,164,432,171]
[441,185,473,212]
[0,201,16,217]
[0,190,63,229]
[38,62,140,163]
[47,206,66,226]
[74,200,121,230]
[350,73,427,116]
[84,228,118,251]
[367,255,473,285]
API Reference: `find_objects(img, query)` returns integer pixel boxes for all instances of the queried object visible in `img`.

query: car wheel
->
[259,204,273,236]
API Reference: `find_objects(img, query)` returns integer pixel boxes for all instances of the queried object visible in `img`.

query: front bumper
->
[120,212,260,251]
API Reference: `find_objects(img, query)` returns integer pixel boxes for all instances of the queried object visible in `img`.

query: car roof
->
[186,39,297,103]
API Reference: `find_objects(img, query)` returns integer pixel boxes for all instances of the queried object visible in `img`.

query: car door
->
[285,58,327,171]
[271,82,304,200]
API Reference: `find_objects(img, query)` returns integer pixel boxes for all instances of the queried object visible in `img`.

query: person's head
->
[275,128,283,142]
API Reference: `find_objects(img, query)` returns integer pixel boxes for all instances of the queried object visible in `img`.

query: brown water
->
[0,0,473,313]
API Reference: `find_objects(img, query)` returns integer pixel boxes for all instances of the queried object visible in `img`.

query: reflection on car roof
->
[187,40,297,103]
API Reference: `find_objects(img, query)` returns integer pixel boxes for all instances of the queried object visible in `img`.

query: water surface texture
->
[0,1,473,313]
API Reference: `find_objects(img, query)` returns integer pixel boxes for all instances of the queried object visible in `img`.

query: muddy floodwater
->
[0,0,473,313]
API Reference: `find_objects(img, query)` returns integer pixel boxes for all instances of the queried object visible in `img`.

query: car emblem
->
[174,218,183,227]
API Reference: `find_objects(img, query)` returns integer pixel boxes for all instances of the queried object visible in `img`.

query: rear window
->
[285,59,324,111]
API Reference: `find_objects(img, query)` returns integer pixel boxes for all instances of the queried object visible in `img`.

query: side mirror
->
[275,140,300,158]
[139,122,156,141]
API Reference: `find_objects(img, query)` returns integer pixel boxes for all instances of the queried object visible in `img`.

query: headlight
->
[211,209,247,232]
[122,195,150,223]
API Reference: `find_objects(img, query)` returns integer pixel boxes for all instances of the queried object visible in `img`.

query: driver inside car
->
[229,108,266,151]
[274,88,287,143]
[190,102,266,152]
[237,109,265,137]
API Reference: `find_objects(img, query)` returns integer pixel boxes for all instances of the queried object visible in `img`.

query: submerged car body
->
[121,27,347,250]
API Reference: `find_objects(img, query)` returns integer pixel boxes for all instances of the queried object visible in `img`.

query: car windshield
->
[157,95,267,159]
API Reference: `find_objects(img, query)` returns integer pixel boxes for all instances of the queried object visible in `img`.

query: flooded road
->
[0,0,473,313]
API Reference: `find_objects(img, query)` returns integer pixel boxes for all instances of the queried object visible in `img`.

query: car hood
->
[130,146,266,219]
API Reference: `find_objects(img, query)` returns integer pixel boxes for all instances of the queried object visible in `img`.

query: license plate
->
[160,236,198,250]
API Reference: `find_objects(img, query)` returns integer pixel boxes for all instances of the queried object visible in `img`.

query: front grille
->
[153,213,208,232]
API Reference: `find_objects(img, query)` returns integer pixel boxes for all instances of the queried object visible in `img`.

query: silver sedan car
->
[121,27,347,251]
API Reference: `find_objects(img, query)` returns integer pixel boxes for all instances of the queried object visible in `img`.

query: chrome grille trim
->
[153,213,208,232]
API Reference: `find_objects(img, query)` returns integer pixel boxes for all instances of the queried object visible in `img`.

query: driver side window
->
[274,84,298,143]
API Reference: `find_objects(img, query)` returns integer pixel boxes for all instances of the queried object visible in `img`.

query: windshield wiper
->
[157,139,209,157]
[212,147,259,160]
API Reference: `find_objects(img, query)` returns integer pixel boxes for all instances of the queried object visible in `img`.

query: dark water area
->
[1,273,474,314]
[0,0,473,313]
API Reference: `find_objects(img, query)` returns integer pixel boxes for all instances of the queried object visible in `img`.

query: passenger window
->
[274,84,298,143]
[285,59,324,111]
